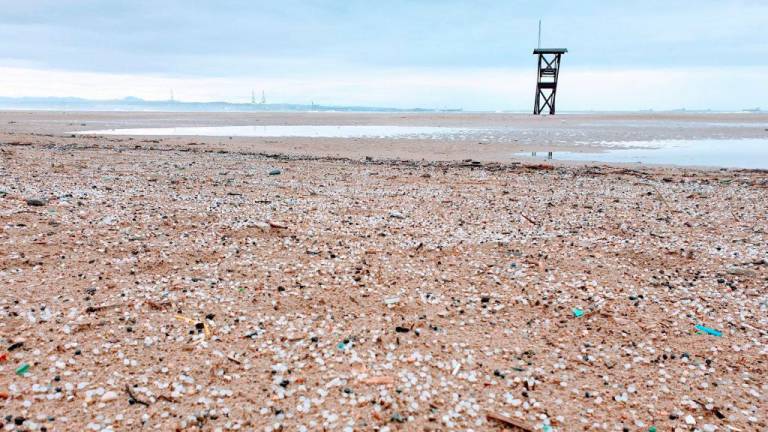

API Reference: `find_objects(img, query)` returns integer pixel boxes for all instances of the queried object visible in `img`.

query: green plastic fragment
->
[649,426,657,432]
[337,342,347,350]
[15,363,30,375]
[695,324,722,337]
[572,308,584,318]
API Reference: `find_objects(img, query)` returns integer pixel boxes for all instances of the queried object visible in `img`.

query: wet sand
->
[1,111,767,431]
[2,110,767,163]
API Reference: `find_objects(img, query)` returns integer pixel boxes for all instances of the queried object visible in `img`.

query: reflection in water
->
[516,139,768,169]
[531,151,553,160]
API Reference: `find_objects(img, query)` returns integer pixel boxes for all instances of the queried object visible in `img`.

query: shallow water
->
[78,125,472,139]
[78,126,768,169]
[516,139,768,169]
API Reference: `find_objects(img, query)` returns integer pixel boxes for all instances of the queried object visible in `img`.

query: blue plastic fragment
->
[572,308,584,318]
[695,324,722,337]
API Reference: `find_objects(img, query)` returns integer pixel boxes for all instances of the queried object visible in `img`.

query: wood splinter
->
[125,384,150,407]
[485,411,534,431]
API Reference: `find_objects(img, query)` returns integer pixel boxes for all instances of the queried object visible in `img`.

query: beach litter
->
[15,363,30,376]
[695,324,723,337]
[383,296,400,306]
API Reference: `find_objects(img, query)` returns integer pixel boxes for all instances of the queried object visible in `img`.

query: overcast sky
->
[0,0,766,110]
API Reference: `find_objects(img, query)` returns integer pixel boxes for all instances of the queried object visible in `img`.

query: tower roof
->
[533,48,568,54]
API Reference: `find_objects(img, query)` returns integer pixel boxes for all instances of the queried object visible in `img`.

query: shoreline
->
[2,110,768,170]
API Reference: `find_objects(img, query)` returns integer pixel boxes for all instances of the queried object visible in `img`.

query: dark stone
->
[7,342,23,351]
[395,326,410,333]
[26,198,46,206]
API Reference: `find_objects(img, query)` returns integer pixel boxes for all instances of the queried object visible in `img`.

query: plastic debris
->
[15,363,30,375]
[572,308,585,318]
[269,169,282,175]
[383,297,400,306]
[695,324,722,337]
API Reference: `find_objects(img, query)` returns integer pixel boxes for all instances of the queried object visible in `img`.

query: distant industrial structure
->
[533,21,567,115]
[251,90,267,105]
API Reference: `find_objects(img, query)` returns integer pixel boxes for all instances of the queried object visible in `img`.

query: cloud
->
[0,1,766,108]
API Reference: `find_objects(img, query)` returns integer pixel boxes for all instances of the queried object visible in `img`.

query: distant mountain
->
[0,96,459,113]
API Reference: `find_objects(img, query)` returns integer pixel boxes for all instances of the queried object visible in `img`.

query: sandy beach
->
[1,111,767,431]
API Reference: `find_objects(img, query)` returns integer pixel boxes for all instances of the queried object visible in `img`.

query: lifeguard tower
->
[533,48,567,115]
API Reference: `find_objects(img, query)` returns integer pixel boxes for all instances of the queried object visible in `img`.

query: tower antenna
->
[538,19,542,49]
